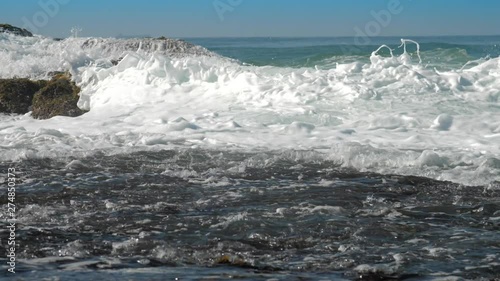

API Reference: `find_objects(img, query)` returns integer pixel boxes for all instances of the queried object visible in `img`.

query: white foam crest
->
[1,37,500,186]
[399,39,422,64]
[0,34,217,79]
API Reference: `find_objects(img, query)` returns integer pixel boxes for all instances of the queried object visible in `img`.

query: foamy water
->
[1,33,499,186]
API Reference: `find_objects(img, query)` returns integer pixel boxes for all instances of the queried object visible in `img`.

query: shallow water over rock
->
[1,149,499,280]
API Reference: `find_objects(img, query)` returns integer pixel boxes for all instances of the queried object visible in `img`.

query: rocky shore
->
[1,23,215,119]
[0,73,86,119]
[0,23,33,37]
[0,24,85,119]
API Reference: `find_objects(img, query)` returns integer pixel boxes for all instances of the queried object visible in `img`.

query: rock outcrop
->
[32,73,86,119]
[0,23,215,120]
[0,74,86,119]
[0,79,47,114]
[0,24,33,37]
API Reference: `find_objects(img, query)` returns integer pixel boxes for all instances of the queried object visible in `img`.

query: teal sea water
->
[189,36,500,69]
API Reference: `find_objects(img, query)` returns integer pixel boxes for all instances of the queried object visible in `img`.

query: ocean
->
[0,34,499,280]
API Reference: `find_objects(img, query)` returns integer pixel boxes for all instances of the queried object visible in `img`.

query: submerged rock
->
[32,73,86,119]
[0,79,47,114]
[0,23,33,37]
[81,37,216,58]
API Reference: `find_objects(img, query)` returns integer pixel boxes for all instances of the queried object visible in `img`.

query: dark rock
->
[32,73,86,119]
[111,57,124,66]
[0,24,33,37]
[0,74,86,119]
[0,79,47,114]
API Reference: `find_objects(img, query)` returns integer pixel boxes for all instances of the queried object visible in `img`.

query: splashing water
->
[1,34,500,280]
[1,34,499,186]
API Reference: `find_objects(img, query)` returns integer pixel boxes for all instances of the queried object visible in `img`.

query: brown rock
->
[32,74,86,119]
[0,79,47,114]
[0,24,33,37]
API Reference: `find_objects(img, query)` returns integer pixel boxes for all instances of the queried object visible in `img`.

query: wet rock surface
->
[81,37,216,57]
[0,79,47,114]
[32,73,86,119]
[0,74,86,119]
[0,23,33,37]
[2,150,499,280]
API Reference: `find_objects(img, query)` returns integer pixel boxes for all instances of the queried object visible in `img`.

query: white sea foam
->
[1,34,499,186]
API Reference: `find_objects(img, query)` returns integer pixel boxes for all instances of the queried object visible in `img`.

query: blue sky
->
[1,0,499,38]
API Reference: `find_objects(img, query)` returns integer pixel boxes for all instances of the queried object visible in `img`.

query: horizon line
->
[177,34,500,39]
[57,34,500,40]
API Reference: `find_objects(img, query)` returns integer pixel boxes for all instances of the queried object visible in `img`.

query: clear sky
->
[1,0,499,38]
